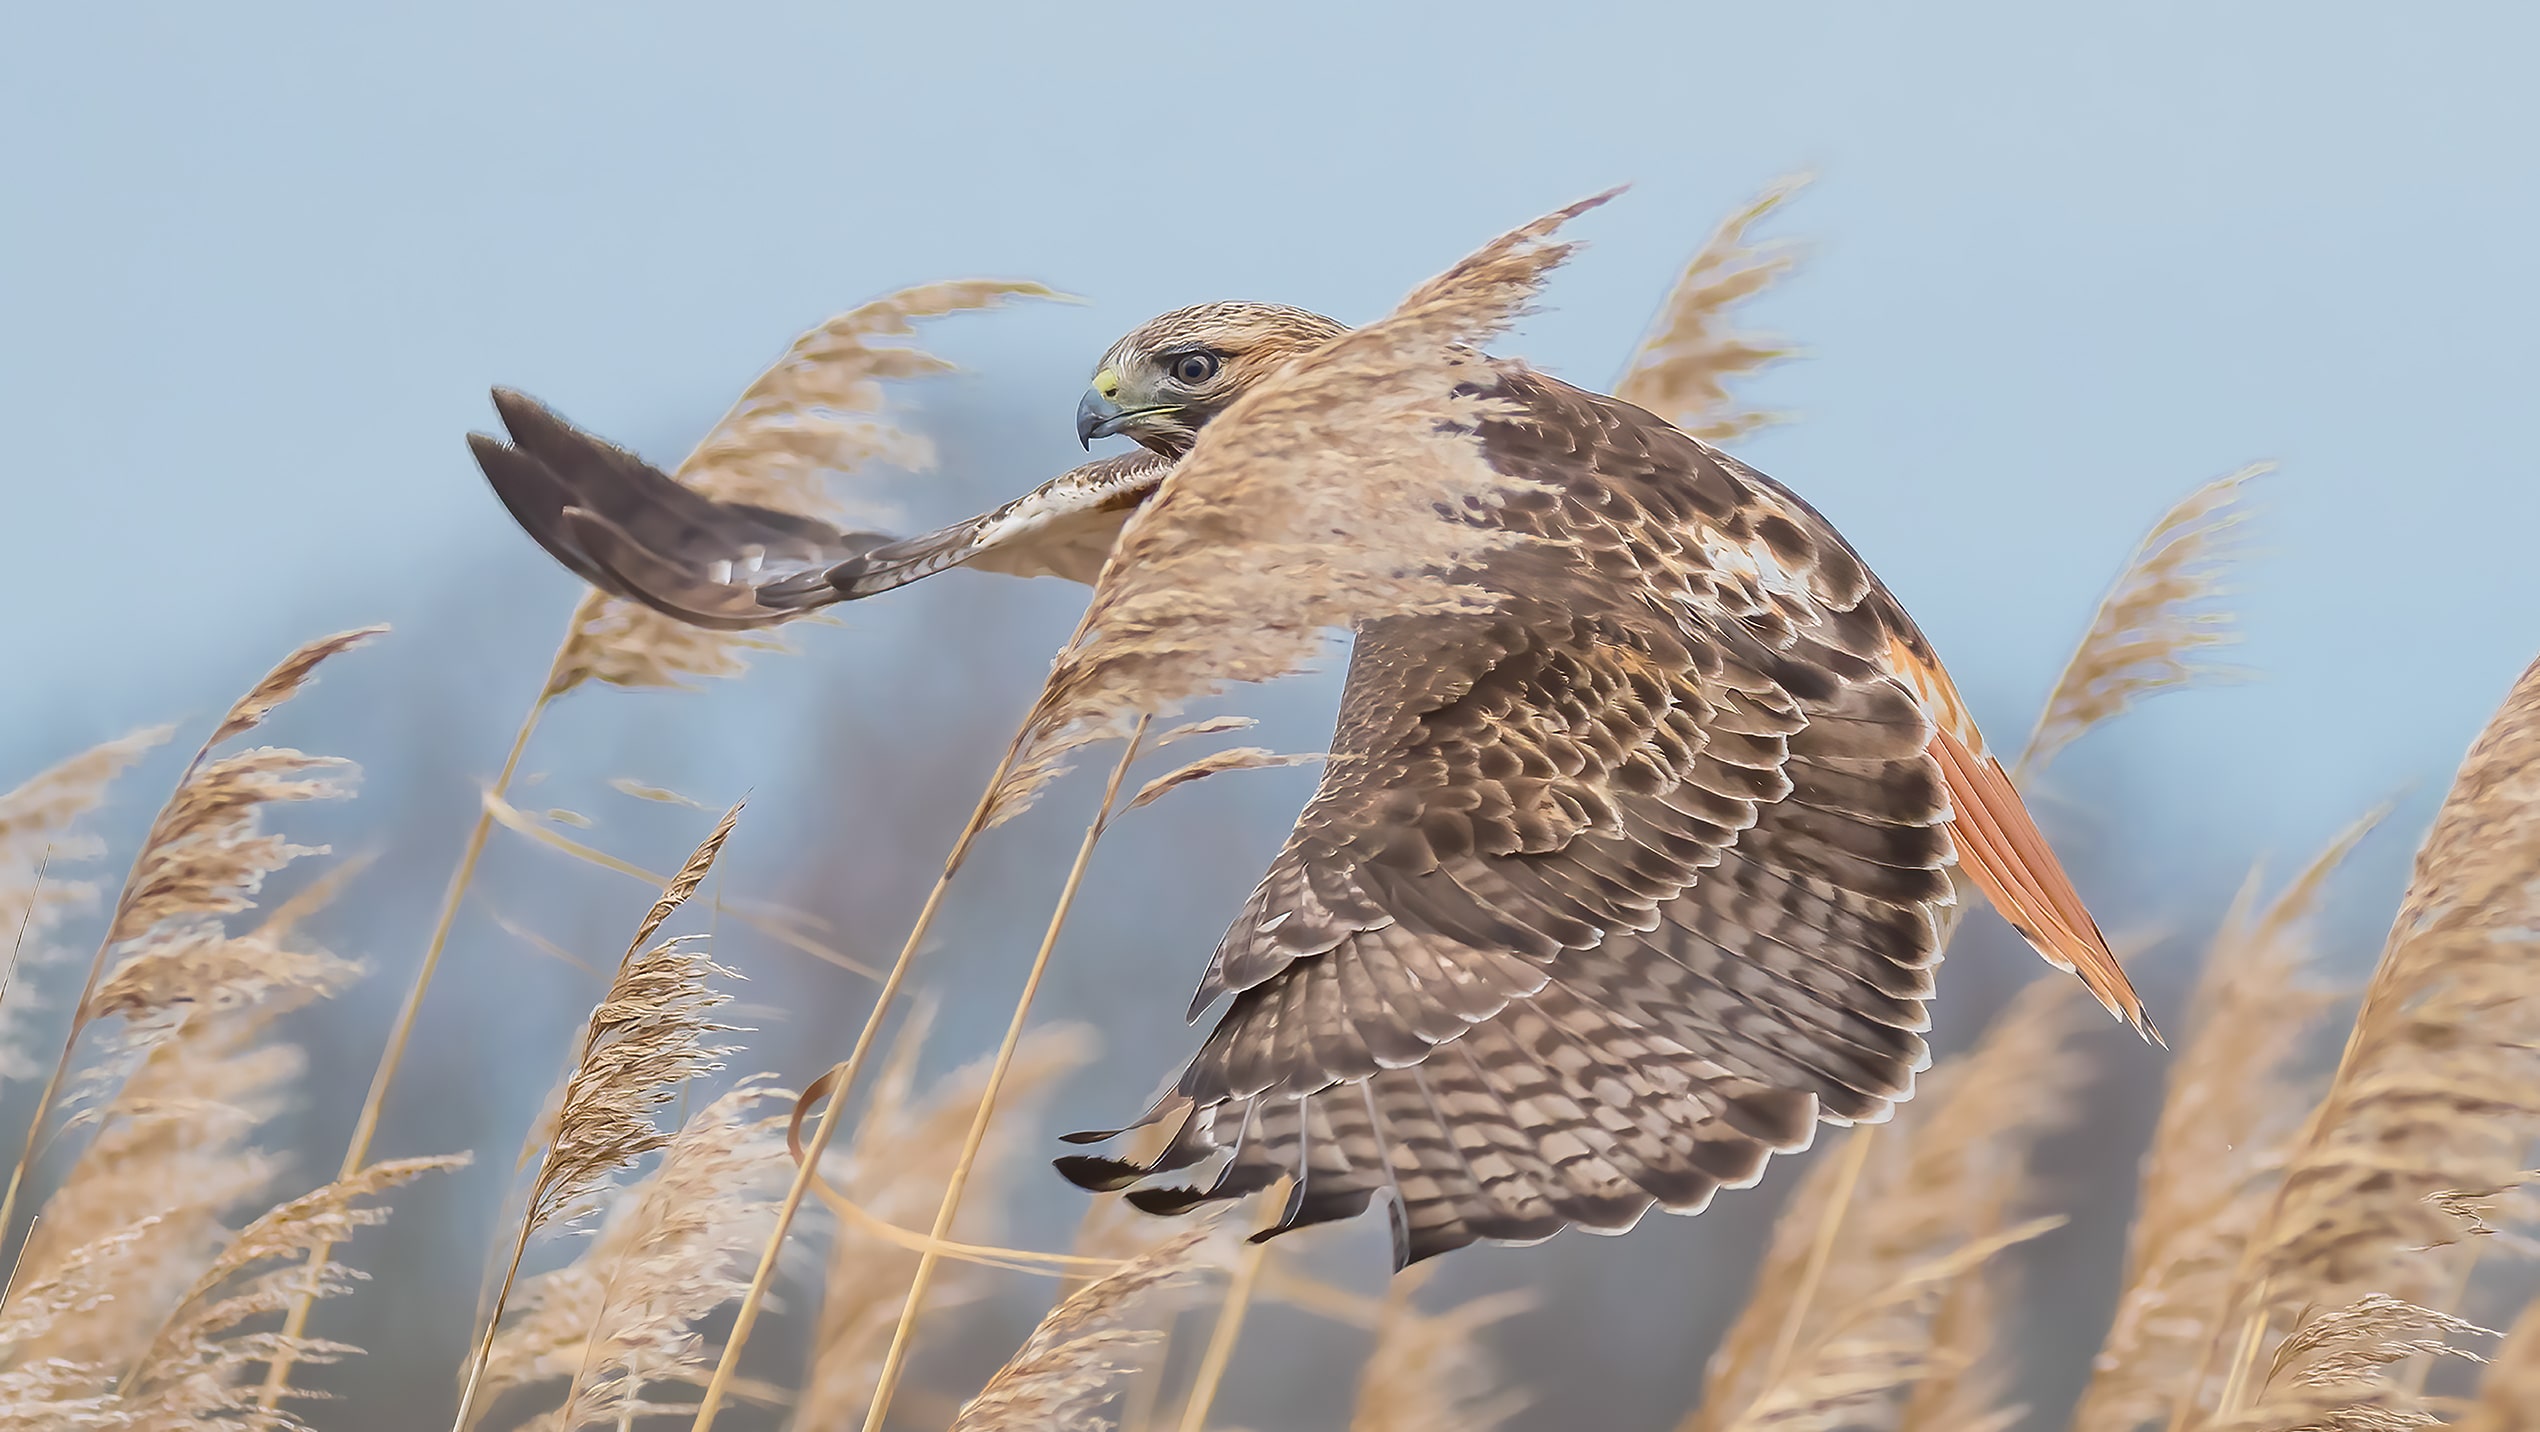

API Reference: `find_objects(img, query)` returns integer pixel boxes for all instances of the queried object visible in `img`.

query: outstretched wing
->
[467,389,1171,628]
[1060,368,2146,1265]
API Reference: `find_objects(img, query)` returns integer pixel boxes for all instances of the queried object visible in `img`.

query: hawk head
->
[1076,301,1349,457]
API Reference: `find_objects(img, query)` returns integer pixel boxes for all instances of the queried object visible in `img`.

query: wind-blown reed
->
[2072,816,2375,1432]
[452,805,745,1430]
[0,628,464,1430]
[2195,654,2540,1426]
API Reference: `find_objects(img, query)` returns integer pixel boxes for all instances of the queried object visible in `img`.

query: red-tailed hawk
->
[470,297,2152,1266]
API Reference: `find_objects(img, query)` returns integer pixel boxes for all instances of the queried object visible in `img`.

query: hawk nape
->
[468,298,2153,1267]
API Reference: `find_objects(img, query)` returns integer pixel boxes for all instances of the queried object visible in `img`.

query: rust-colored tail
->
[1931,727,2162,1045]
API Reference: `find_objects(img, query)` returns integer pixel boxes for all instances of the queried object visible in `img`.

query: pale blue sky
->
[7,1,2535,873]
[4,6,2536,1426]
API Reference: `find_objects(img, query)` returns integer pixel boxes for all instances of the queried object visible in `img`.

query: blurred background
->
[5,3,2537,1428]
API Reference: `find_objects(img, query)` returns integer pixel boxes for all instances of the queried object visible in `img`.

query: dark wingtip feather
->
[1125,1185,1215,1217]
[1052,1155,1150,1193]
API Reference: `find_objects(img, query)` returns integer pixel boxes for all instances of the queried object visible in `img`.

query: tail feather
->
[1931,728,2161,1044]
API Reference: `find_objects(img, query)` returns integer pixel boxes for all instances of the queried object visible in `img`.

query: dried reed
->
[1,627,381,1278]
[1613,174,1808,442]
[0,628,462,1430]
[1688,979,2096,1430]
[1347,1289,1534,1432]
[0,728,170,1085]
[451,806,744,1430]
[855,716,1151,1432]
[2197,654,2540,1425]
[2072,816,2374,1432]
[2210,1295,2493,1432]
[691,728,1037,1432]
[270,280,1037,1403]
[1722,1217,2063,1432]
[2021,465,2265,780]
[794,1020,1094,1427]
[949,1225,1221,1432]
[475,1084,789,1430]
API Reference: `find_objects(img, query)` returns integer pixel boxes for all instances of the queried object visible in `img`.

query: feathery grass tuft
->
[453,804,745,1430]
[794,1019,1094,1428]
[555,281,1058,696]
[0,728,172,1085]
[1,628,383,1309]
[477,1084,790,1430]
[1349,1290,1534,1432]
[0,628,459,1431]
[949,1225,1221,1432]
[2200,654,2540,1421]
[2073,815,2376,1432]
[1613,174,1807,442]
[2211,1296,2493,1432]
[116,1155,467,1414]
[2022,465,2266,778]
[1008,193,1614,806]
[285,280,1044,1403]
[1124,747,1324,812]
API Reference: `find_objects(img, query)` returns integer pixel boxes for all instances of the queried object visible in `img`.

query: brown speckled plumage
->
[469,299,2149,1268]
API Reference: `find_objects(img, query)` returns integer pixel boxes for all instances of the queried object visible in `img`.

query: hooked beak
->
[1076,388,1126,449]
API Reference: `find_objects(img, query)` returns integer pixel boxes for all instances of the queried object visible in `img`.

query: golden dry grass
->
[453,804,747,1428]
[476,1084,791,1430]
[2185,653,2540,1428]
[1613,175,1808,442]
[1687,979,2094,1432]
[2071,817,2374,1432]
[0,630,463,1430]
[793,1019,1095,1428]
[2021,465,2265,779]
[1349,1288,1534,1432]
[949,1225,1223,1431]
[14,188,2540,1432]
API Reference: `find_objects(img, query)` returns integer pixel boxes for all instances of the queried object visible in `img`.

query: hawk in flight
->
[471,299,2153,1266]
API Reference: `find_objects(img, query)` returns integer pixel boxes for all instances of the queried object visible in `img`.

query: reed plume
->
[1613,174,1807,442]
[2,628,382,1334]
[1009,193,1613,800]
[476,1085,790,1430]
[0,728,171,1084]
[2021,465,2265,779]
[1688,979,2096,1431]
[2072,817,2374,1432]
[2209,1295,2493,1432]
[1348,1290,1534,1432]
[0,628,461,1429]
[949,1225,1221,1432]
[452,805,744,1430]
[552,280,1057,696]
[793,1021,1093,1428]
[276,279,1051,1403]
[113,1155,467,1420]
[2196,654,2540,1423]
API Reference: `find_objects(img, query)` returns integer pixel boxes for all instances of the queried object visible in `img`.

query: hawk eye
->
[1168,351,1220,385]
